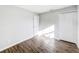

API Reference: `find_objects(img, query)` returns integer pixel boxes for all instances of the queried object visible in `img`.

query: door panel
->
[59,12,77,43]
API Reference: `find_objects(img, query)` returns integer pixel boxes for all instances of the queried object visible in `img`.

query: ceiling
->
[17,5,71,14]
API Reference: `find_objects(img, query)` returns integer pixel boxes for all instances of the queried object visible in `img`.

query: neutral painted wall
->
[39,11,59,39]
[39,12,58,30]
[39,6,77,43]
[77,6,79,48]
[0,6,39,51]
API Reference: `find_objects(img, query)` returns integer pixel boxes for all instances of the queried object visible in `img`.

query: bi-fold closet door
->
[58,11,77,43]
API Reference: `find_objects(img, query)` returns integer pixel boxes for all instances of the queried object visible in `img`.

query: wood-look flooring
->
[0,35,79,53]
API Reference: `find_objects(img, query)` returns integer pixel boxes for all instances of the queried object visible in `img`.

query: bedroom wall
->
[0,6,39,51]
[77,5,79,48]
[39,12,59,39]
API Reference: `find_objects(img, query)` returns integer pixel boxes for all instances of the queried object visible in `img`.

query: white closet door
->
[59,12,77,43]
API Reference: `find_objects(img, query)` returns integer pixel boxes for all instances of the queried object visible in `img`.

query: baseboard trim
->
[60,40,75,44]
[0,35,34,52]
[59,40,78,48]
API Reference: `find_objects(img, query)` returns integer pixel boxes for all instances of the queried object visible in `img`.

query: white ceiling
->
[17,5,71,14]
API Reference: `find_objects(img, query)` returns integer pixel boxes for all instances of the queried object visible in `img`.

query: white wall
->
[77,6,79,48]
[39,6,77,43]
[39,11,59,39]
[0,6,39,51]
[39,12,58,30]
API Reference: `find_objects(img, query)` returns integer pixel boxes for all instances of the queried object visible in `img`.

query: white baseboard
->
[0,35,34,52]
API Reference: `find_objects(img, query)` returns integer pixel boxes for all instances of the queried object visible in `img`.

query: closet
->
[59,11,77,43]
